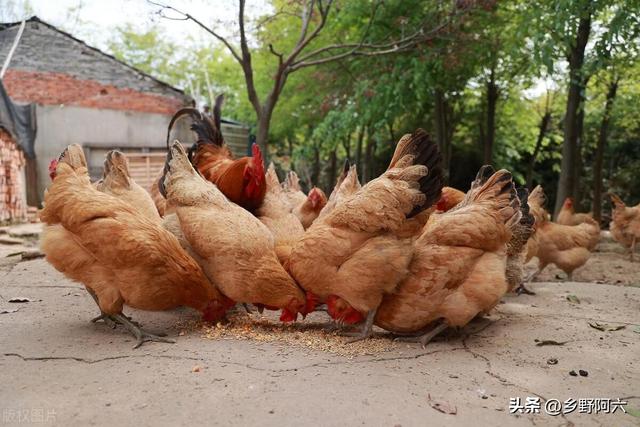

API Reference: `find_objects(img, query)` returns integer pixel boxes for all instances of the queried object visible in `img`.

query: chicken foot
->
[110,313,175,349]
[341,309,377,343]
[516,266,543,295]
[515,283,536,295]
[86,288,117,329]
[394,321,449,348]
[85,288,140,328]
[85,288,171,348]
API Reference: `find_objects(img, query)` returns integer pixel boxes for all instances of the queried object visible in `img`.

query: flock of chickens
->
[39,97,640,348]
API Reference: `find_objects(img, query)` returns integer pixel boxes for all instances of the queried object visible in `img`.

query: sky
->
[2,0,270,52]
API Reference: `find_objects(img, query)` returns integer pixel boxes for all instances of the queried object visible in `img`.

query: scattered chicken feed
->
[178,310,399,357]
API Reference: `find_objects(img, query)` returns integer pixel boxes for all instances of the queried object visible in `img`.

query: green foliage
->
[105,0,640,201]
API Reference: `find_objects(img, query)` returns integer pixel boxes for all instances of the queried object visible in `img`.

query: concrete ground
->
[0,226,639,427]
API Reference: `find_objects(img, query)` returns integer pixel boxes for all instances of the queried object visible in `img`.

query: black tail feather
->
[407,129,444,217]
[166,108,202,147]
[213,94,224,133]
[478,164,495,181]
[165,100,225,160]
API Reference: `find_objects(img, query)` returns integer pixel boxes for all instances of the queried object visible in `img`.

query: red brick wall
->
[4,69,185,115]
[0,129,27,221]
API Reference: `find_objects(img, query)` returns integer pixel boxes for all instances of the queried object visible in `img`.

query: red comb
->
[252,143,264,167]
[48,159,59,181]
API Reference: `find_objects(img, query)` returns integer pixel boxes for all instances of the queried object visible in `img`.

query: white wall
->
[33,104,190,202]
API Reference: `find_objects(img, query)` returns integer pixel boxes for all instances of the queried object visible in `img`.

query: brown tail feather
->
[466,168,520,226]
[609,193,625,210]
[528,185,546,209]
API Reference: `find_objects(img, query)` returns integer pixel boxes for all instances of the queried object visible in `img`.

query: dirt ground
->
[0,225,639,426]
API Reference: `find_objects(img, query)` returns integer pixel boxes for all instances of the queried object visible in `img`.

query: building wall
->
[0,129,27,222]
[33,105,192,200]
[0,20,251,204]
[0,19,186,100]
[4,69,184,115]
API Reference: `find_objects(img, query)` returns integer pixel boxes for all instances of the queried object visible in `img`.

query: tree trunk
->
[355,124,365,176]
[342,136,351,161]
[255,113,271,159]
[526,112,551,188]
[434,88,451,182]
[363,135,377,183]
[592,77,619,223]
[311,144,320,186]
[483,68,499,165]
[572,103,586,206]
[327,147,337,190]
[286,135,295,170]
[554,11,591,216]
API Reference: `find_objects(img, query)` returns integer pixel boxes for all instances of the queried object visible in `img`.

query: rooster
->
[40,145,232,347]
[161,95,266,212]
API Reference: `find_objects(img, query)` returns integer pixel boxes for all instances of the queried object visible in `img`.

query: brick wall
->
[0,19,187,100]
[0,19,191,114]
[0,129,27,222]
[5,69,184,115]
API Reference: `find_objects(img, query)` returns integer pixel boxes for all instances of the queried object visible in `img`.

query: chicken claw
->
[341,309,377,344]
[91,312,142,328]
[86,288,141,328]
[394,322,449,348]
[106,313,174,349]
[515,284,536,295]
[90,313,118,329]
[86,288,118,328]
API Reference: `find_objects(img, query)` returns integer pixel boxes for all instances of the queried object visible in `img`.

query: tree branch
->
[237,0,262,116]
[148,0,242,63]
[289,10,456,71]
[294,0,383,64]
[282,0,334,67]
[268,43,284,65]
[294,0,316,48]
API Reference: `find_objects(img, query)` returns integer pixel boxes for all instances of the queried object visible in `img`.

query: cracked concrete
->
[1,254,639,427]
